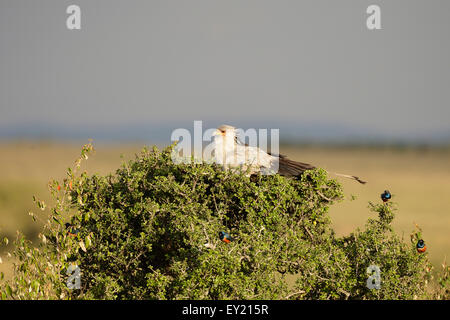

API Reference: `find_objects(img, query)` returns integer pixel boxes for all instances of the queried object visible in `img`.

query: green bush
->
[0,143,447,299]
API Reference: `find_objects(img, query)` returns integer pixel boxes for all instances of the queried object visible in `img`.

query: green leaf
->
[85,235,92,248]
[6,285,12,297]
[52,216,62,225]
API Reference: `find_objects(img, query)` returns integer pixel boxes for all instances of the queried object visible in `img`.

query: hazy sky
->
[0,1,449,142]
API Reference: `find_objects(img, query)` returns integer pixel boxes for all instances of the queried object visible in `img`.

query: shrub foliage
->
[0,143,447,299]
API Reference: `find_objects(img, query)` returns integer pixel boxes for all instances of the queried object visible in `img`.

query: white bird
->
[211,124,366,184]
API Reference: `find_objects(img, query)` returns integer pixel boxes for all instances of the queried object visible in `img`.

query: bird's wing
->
[234,136,248,147]
[234,137,292,174]
[234,135,365,182]
[222,144,273,175]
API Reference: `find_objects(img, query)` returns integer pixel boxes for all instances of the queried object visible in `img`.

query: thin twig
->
[304,226,314,241]
[284,290,306,300]
[317,191,332,202]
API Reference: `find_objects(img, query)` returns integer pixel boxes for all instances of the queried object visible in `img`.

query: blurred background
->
[1,1,449,278]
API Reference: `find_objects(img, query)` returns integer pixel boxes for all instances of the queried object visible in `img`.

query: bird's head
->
[213,125,237,139]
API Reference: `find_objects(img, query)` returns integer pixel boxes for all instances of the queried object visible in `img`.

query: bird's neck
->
[214,135,235,149]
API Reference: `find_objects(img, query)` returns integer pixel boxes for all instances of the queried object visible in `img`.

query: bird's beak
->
[213,129,225,137]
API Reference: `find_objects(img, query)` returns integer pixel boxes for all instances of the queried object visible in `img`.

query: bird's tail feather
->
[277,156,315,177]
[276,156,366,184]
[330,172,366,184]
